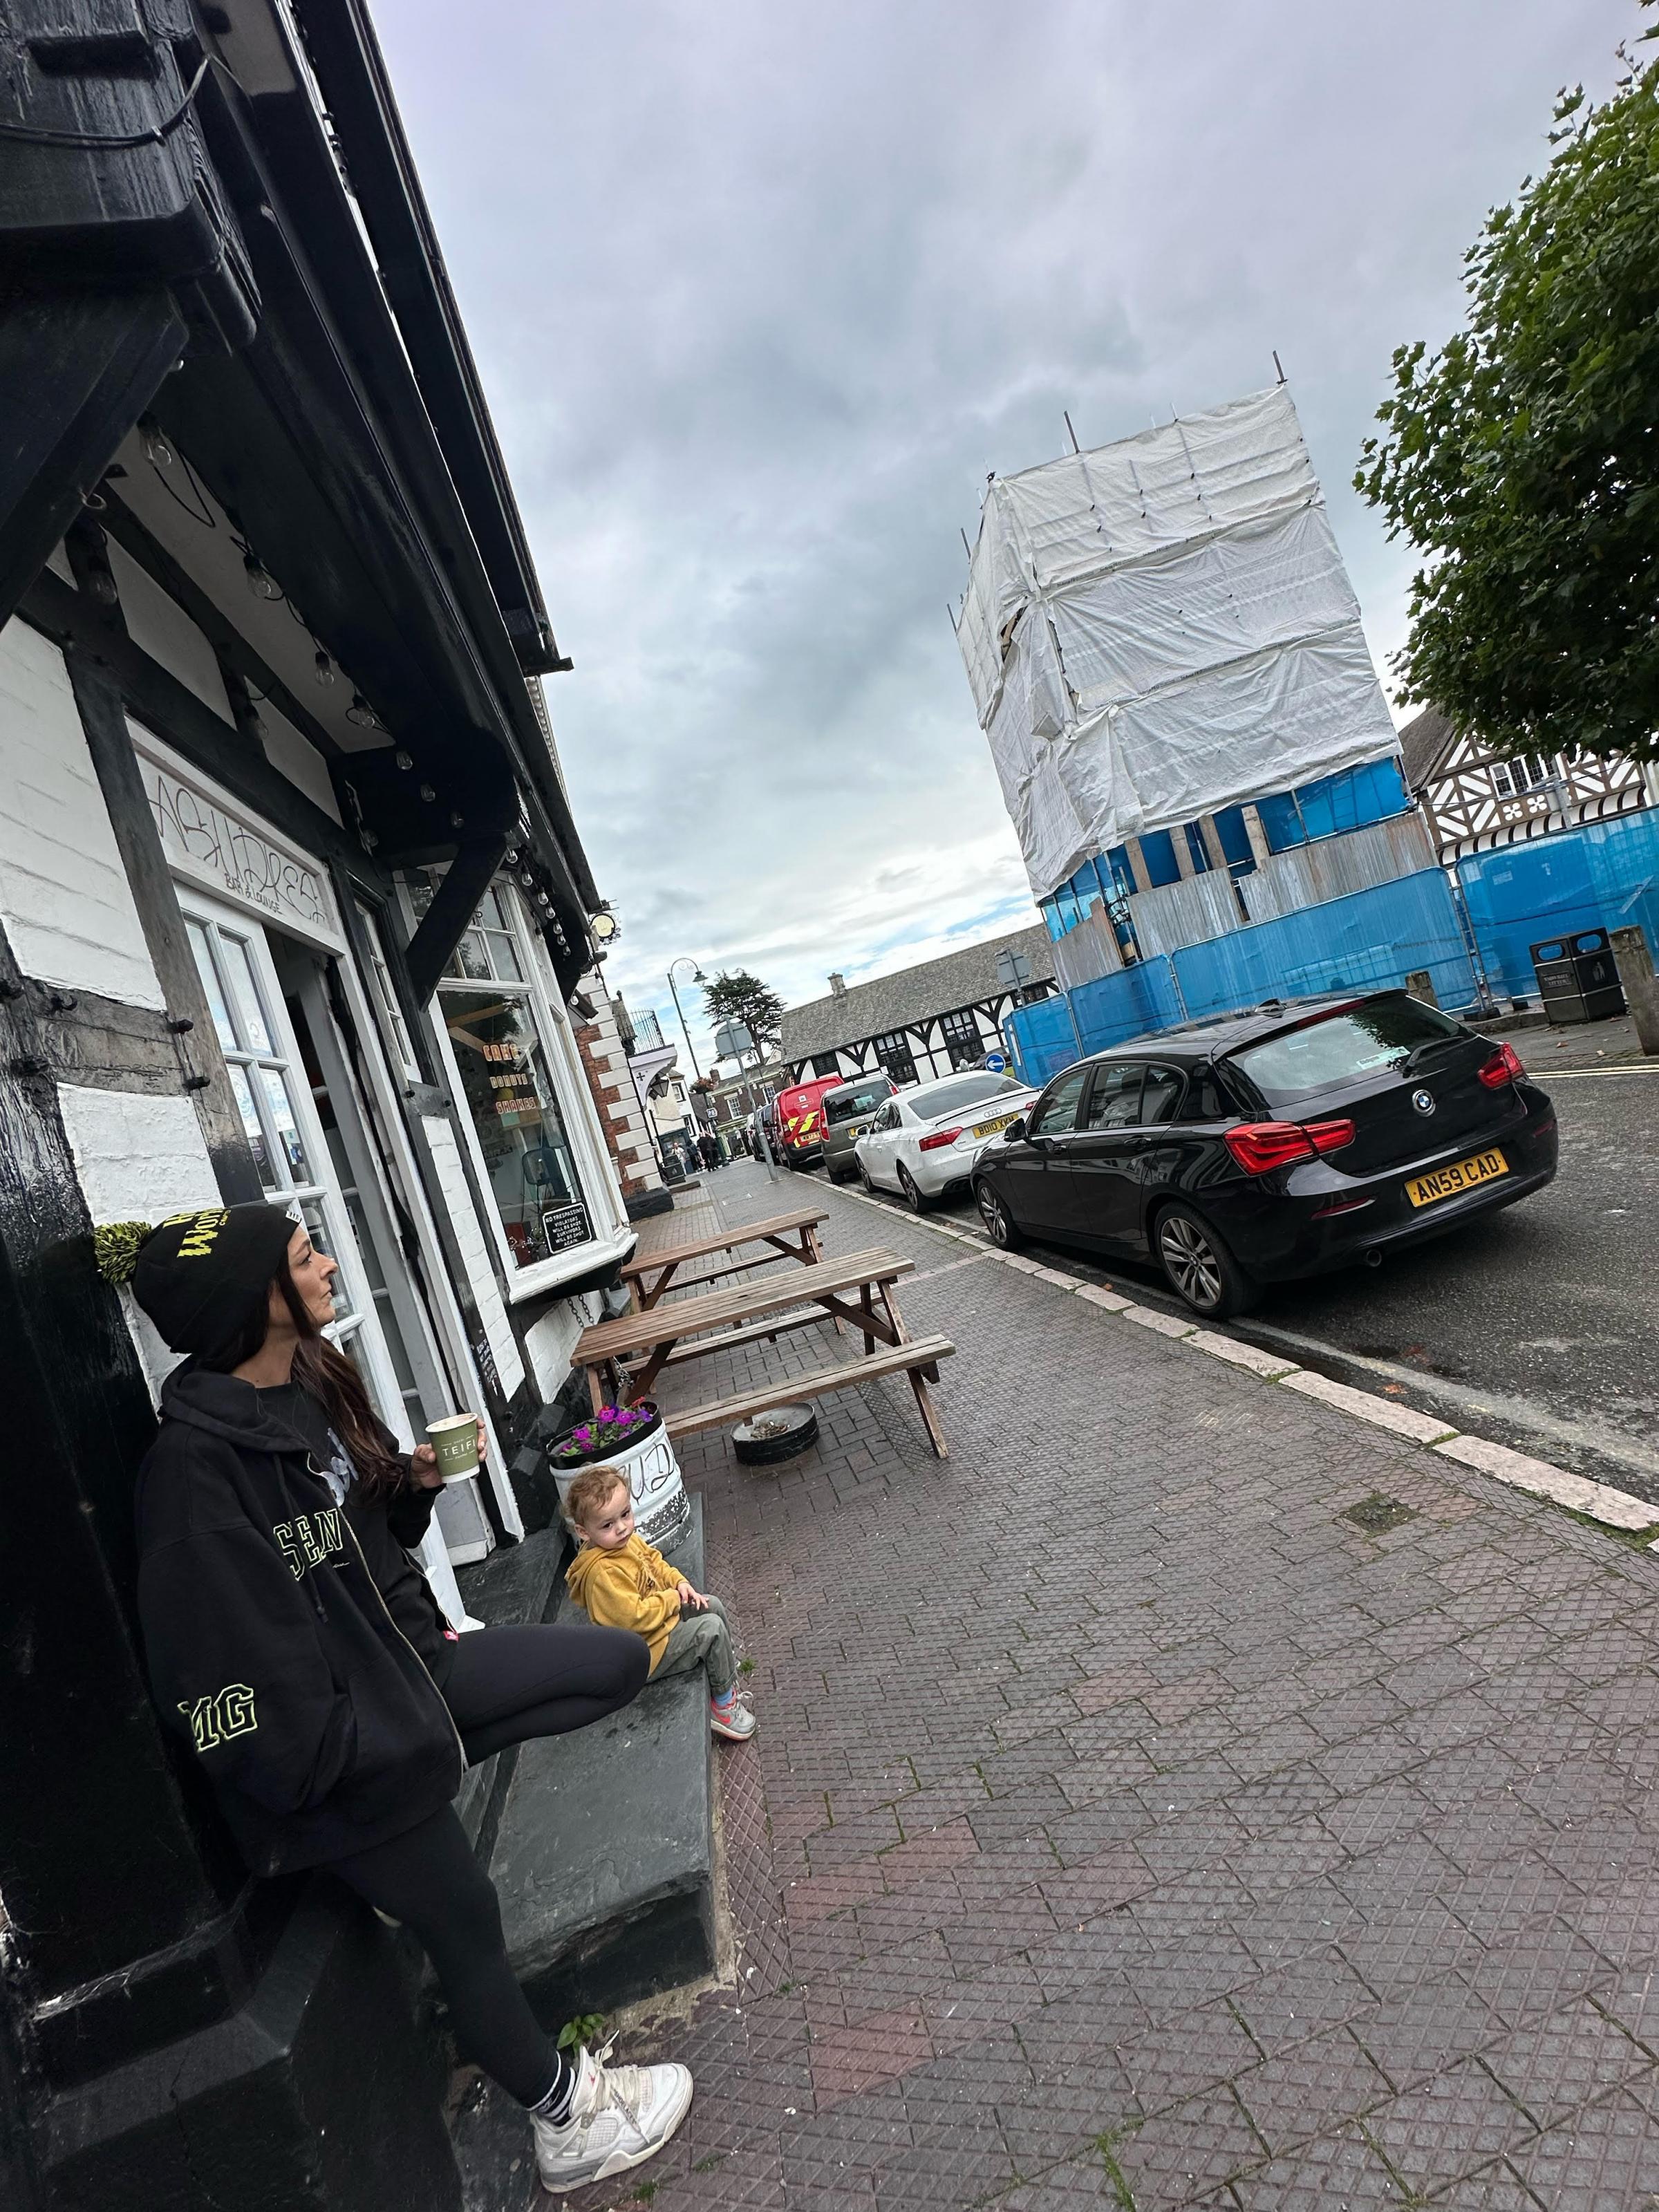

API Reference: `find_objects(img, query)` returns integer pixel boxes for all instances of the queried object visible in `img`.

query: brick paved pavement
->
[463,1162,1659,2211]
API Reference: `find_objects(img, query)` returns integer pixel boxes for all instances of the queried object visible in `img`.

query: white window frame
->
[420,879,630,1304]
[177,889,413,1447]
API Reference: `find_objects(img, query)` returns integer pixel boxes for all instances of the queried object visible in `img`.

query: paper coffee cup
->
[427,1414,480,1482]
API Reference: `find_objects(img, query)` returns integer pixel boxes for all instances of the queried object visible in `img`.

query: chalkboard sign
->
[541,1201,593,1254]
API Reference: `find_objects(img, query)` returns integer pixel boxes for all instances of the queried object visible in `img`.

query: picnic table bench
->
[574,1245,955,1459]
[619,1206,828,1309]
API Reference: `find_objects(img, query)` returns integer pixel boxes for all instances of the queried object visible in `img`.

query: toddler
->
[563,1466,756,1741]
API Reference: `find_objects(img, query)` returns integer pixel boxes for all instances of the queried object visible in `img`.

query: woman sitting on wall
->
[97,1201,692,2197]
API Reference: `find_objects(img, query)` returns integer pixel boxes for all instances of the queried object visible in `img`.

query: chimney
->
[828,971,847,997]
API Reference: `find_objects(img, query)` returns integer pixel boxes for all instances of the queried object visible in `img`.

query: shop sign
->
[541,1201,592,1253]
[131,728,343,950]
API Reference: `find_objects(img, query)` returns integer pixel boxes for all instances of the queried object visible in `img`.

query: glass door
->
[180,894,412,1442]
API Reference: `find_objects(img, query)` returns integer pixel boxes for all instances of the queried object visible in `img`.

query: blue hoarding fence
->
[1456,809,1659,1004]
[1004,867,1479,1086]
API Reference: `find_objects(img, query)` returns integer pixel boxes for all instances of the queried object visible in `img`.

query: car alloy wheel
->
[897,1165,928,1214]
[976,1181,1020,1249]
[1154,1204,1257,1320]
[859,1157,877,1194]
[1159,1213,1223,1311]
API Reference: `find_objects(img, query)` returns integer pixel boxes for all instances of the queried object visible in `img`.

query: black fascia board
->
[169,48,599,927]
[289,0,563,679]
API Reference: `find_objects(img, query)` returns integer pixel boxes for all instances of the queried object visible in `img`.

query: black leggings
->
[328,1622,648,2106]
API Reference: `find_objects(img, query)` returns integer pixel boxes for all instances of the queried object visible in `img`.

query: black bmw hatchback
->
[971,991,1558,1320]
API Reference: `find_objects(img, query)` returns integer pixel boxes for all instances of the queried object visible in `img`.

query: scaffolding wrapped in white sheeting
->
[956,384,1398,902]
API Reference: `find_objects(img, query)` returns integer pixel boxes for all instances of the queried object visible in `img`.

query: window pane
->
[228,1063,275,1188]
[1229,1001,1465,1105]
[487,928,523,981]
[453,930,491,982]
[1138,1065,1185,1124]
[1082,1064,1143,1130]
[1031,1067,1088,1136]
[187,921,238,1052]
[260,1067,312,1184]
[442,986,593,1269]
[222,935,276,1053]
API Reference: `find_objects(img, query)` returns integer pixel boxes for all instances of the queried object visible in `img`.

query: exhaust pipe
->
[1364,1248,1384,1269]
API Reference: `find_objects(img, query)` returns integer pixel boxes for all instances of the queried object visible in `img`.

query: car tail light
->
[1478,1042,1526,1089]
[1224,1122,1316,1172]
[1224,1118,1356,1174]
[918,1126,963,1152]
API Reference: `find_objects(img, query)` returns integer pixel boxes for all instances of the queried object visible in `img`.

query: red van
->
[772,1075,848,1169]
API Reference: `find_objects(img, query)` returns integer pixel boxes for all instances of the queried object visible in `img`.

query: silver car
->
[819,1074,899,1183]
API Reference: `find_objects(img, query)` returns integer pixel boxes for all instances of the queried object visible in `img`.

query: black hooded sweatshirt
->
[135,1364,465,1875]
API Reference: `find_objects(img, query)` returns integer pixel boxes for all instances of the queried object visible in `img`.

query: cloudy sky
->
[373,0,1631,1067]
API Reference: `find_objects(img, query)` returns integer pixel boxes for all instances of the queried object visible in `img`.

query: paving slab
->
[455,1160,1659,2211]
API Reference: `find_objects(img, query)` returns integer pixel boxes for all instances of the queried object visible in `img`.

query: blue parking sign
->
[984,1051,1007,1074]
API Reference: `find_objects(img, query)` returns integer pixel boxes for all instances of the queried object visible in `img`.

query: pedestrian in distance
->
[563,1465,757,1741]
[97,1201,693,2197]
[698,1129,720,1173]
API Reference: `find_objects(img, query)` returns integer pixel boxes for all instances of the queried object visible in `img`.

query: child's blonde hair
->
[563,1465,629,1531]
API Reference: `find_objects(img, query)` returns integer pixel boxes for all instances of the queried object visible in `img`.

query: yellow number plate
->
[1405,1148,1508,1208]
[972,1113,1020,1138]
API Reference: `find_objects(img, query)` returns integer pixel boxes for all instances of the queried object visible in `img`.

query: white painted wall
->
[104,541,234,724]
[420,1115,527,1400]
[0,621,167,1010]
[525,1293,594,1405]
[56,1083,218,1397]
[260,702,341,823]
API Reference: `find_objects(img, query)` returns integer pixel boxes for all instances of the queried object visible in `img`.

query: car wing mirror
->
[1004,1117,1027,1143]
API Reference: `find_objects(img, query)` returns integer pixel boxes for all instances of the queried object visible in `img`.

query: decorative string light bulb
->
[243,552,282,603]
[449,812,465,830]
[418,783,436,803]
[314,650,336,687]
[394,749,413,770]
[139,416,174,469]
[346,693,379,729]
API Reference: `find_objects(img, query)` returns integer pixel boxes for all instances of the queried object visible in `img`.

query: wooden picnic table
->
[573,1244,955,1459]
[619,1205,828,1310]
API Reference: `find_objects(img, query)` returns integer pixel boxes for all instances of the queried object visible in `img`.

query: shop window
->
[811,1052,841,1078]
[939,1008,982,1070]
[871,1031,917,1085]
[355,900,421,1079]
[418,879,598,1272]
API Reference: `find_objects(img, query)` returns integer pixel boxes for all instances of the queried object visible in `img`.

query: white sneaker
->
[531,2041,693,2195]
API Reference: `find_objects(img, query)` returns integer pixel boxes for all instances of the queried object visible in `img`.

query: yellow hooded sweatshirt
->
[565,1533,683,1673]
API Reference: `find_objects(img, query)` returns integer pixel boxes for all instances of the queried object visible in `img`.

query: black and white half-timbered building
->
[778,926,1057,1089]
[1400,706,1657,863]
[0,5,641,2205]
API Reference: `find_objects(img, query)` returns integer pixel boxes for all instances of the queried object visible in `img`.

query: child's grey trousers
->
[653,1595,735,1695]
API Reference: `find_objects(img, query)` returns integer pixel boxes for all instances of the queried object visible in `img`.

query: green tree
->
[1356,18,1659,762]
[702,969,785,1056]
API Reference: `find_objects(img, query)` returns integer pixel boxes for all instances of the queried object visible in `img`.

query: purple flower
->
[574,1425,592,1444]
[597,1407,618,1424]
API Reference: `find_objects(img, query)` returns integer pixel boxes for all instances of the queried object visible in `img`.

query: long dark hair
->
[201,1250,406,1499]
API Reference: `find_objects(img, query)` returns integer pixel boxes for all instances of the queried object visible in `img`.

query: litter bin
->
[1528,927,1627,1026]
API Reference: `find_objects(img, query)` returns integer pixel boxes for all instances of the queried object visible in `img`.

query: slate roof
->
[1398,705,1458,793]
[780,925,1054,1059]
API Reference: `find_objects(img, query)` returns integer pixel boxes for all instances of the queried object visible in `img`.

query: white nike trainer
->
[531,2040,693,2195]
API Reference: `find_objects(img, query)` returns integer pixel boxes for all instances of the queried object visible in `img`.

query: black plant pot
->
[547,1399,664,1471]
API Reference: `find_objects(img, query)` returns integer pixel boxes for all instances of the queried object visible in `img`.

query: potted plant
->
[547,1400,691,1550]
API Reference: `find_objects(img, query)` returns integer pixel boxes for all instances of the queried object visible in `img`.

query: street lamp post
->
[666,957,706,1080]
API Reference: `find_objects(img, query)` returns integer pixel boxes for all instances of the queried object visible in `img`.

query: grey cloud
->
[372,0,1633,1061]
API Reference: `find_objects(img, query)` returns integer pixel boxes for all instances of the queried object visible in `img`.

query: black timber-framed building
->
[778,925,1057,1090]
[0,3,646,2204]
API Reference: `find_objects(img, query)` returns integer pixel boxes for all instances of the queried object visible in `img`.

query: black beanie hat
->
[103,1203,301,1358]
